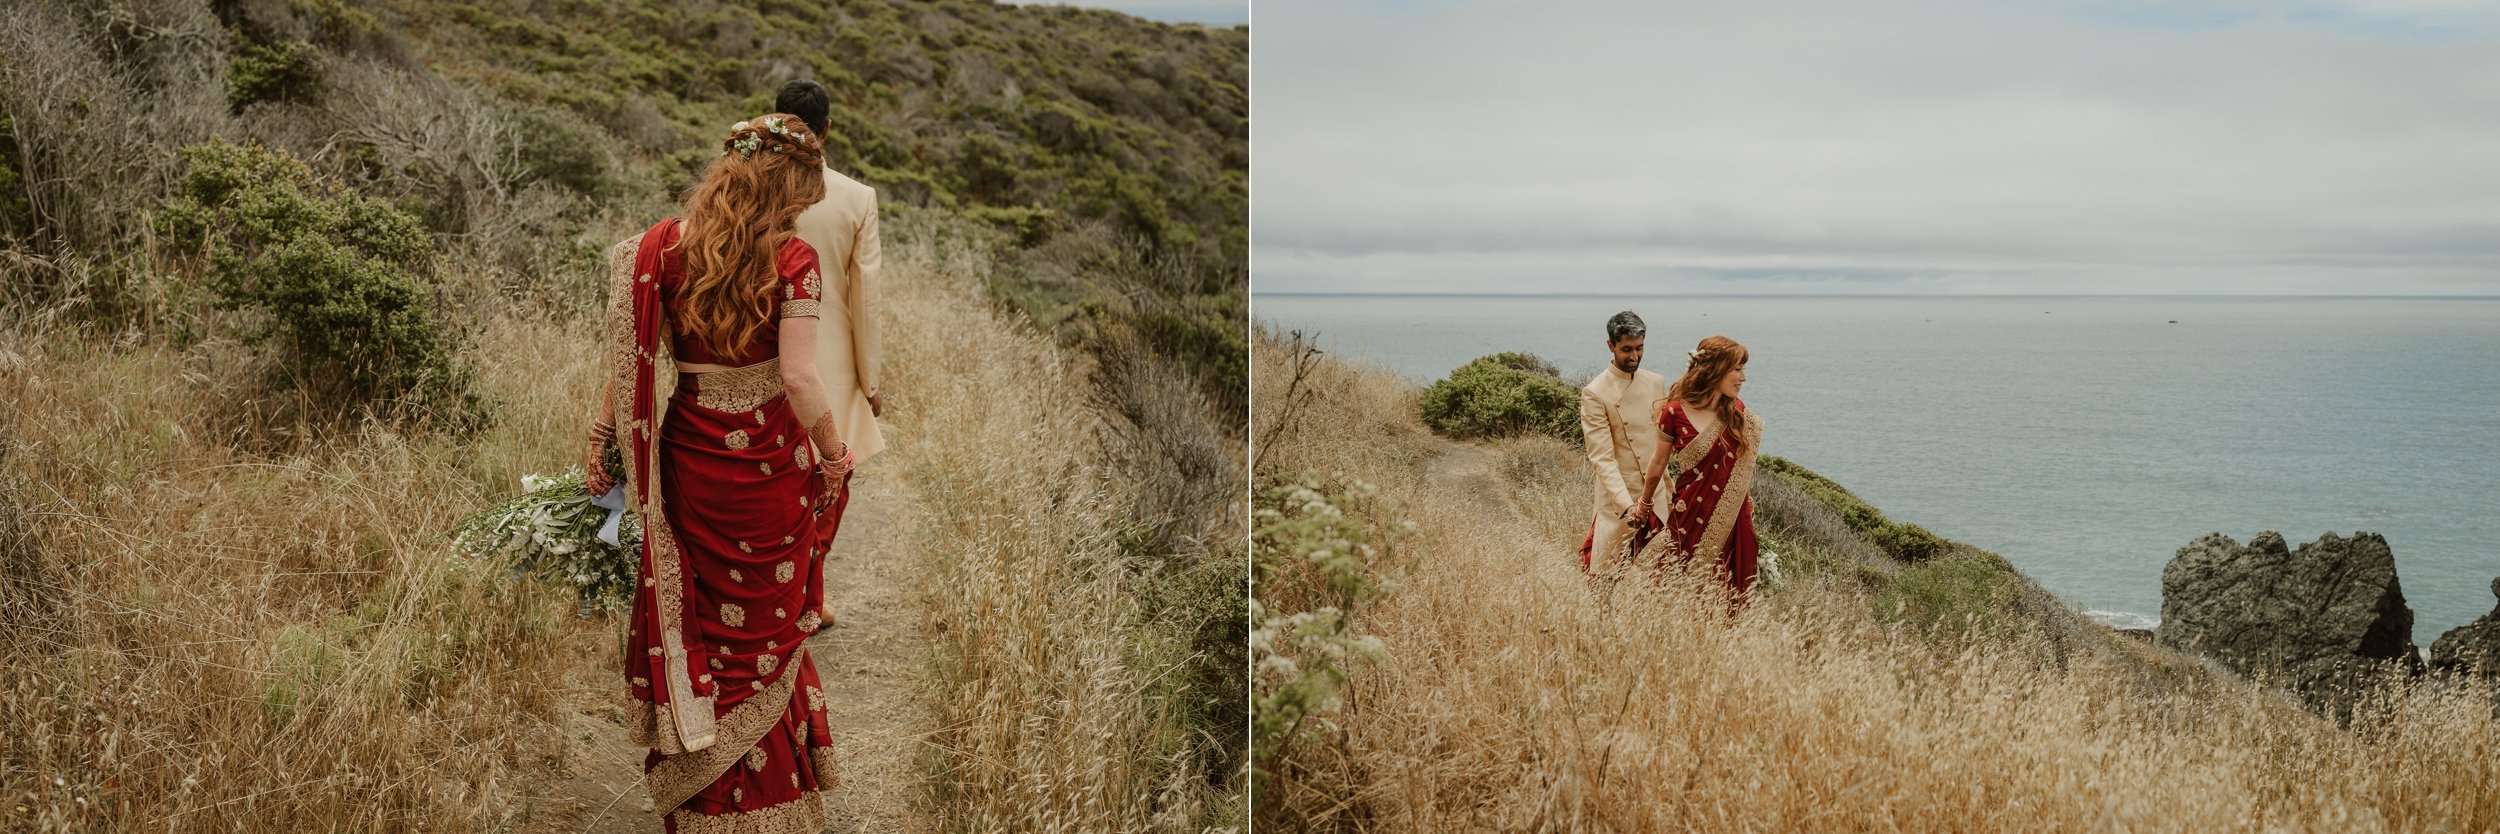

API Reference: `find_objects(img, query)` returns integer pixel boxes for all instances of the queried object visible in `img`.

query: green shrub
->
[1759,455,1949,563]
[158,140,474,418]
[0,115,27,240]
[226,37,320,112]
[1419,353,1581,441]
[1875,550,2024,644]
[1252,473,1390,818]
[1139,536,1249,794]
[1868,522,1949,564]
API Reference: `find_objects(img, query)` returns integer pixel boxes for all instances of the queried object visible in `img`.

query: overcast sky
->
[1253,0,2500,295]
[1006,0,1247,26]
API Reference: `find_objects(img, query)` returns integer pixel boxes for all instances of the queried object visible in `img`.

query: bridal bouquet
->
[450,453,641,613]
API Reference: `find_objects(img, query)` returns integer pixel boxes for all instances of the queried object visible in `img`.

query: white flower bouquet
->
[450,461,641,613]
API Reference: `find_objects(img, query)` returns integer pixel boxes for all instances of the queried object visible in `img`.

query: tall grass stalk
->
[882,215,1239,833]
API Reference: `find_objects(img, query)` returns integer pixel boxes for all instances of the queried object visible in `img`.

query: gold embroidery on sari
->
[738,541,752,554]
[757,653,779,676]
[664,792,826,834]
[644,650,808,813]
[802,269,821,298]
[793,444,810,470]
[720,604,746,627]
[759,461,773,476]
[796,610,821,632]
[782,298,821,319]
[1693,411,1765,568]
[811,748,840,787]
[746,748,768,772]
[692,358,782,413]
[724,430,750,450]
[776,561,794,583]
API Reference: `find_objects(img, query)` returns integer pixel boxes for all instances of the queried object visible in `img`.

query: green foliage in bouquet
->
[450,464,640,613]
[1418,352,1582,441]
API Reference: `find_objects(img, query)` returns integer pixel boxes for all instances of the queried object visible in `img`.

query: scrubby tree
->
[1418,352,1582,441]
[158,140,474,419]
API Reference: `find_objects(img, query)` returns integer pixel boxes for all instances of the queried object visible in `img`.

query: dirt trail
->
[541,465,927,833]
[1420,440,1534,526]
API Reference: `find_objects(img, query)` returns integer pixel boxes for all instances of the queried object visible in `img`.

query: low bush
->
[157,140,475,420]
[1875,550,2025,644]
[1418,352,1581,441]
[1252,473,1391,826]
[1759,455,1948,563]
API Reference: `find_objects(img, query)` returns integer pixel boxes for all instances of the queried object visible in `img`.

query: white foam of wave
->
[2085,609,2161,631]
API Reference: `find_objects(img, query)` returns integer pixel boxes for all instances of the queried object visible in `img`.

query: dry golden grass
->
[0,303,604,831]
[0,209,1244,832]
[873,216,1242,833]
[1253,329,2500,833]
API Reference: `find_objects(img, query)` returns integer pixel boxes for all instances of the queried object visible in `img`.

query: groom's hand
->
[867,391,885,418]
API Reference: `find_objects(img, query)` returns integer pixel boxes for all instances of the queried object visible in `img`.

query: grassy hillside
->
[1250,329,2499,832]
[0,0,1243,830]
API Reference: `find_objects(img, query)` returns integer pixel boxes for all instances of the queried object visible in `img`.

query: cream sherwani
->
[1581,364,1668,573]
[791,166,886,461]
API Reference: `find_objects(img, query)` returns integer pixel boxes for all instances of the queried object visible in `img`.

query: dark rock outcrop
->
[2428,578,2500,678]
[2157,531,2422,717]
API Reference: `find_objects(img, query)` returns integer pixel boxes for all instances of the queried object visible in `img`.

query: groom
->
[1578,310,1667,579]
[775,80,886,621]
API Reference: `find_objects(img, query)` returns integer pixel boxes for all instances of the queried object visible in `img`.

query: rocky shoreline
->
[2156,530,2498,718]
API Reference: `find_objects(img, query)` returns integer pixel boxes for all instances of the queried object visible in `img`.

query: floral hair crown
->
[723,115,820,160]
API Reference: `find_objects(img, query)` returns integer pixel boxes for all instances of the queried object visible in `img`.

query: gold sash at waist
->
[683,357,782,413]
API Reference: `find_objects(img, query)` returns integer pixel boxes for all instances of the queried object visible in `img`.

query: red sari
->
[605,219,844,833]
[1656,399,1765,607]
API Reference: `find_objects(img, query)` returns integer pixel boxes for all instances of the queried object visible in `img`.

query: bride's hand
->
[584,424,616,495]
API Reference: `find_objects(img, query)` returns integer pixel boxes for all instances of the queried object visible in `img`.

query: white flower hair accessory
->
[1687,348,1708,362]
[722,117,823,160]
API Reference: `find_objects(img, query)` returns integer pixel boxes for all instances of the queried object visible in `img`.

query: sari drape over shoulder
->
[1656,399,1766,607]
[604,219,844,833]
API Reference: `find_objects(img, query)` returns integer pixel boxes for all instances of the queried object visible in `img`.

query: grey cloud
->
[1252,0,2500,294]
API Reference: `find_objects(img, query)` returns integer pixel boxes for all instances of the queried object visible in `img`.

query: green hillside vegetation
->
[1,0,1242,829]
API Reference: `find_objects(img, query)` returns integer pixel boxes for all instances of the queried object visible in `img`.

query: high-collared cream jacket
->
[791,165,886,462]
[1581,363,1667,572]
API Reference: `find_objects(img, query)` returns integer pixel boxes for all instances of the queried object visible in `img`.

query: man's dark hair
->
[774,79,832,138]
[1606,310,1646,345]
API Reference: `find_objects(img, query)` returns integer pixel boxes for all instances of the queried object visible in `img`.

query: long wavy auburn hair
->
[1665,334,1752,455]
[668,113,827,361]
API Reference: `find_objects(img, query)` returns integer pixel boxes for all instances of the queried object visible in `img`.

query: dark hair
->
[773,79,832,138]
[1605,310,1646,345]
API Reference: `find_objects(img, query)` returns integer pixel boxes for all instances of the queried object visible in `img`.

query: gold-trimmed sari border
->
[1693,410,1765,568]
[644,650,810,814]
[663,789,828,834]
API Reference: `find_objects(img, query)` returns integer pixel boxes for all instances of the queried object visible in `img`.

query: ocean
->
[1255,294,2500,643]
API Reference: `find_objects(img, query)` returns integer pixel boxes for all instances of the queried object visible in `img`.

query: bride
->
[582,112,853,832]
[1637,335,1766,608]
